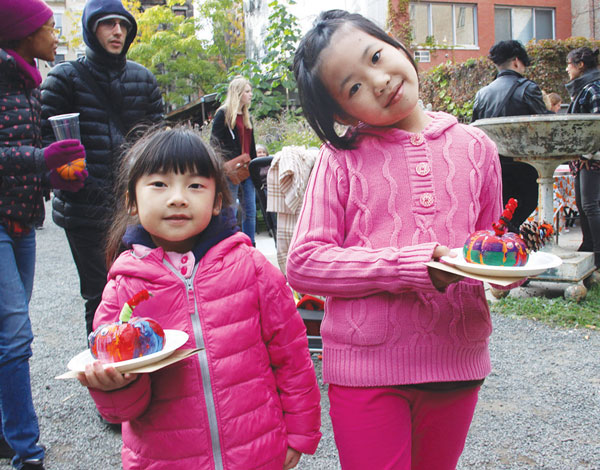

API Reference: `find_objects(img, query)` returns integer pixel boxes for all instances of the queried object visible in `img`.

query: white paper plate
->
[67,329,189,373]
[441,248,562,278]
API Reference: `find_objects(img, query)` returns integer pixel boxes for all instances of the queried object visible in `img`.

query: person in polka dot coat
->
[0,0,87,468]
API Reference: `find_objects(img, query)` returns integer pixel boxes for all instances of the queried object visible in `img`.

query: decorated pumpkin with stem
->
[463,198,554,267]
[89,290,165,363]
[56,157,86,181]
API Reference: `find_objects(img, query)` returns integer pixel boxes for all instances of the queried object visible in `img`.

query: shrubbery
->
[419,37,600,122]
[253,112,321,154]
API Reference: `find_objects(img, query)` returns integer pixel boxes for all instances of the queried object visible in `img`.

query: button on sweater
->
[287,112,503,387]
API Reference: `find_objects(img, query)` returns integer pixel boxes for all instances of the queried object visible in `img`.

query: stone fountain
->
[471,114,600,299]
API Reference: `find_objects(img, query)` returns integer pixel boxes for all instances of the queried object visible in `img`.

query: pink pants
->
[328,383,480,470]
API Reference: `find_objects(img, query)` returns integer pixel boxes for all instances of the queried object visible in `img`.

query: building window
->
[409,2,477,48]
[414,50,431,62]
[54,12,63,38]
[494,7,555,43]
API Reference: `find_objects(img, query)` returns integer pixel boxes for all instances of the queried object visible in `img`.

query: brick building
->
[390,0,572,70]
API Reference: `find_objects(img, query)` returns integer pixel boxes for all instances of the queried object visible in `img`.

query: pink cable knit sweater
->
[287,112,502,387]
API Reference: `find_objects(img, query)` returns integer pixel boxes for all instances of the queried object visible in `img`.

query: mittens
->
[49,168,88,192]
[44,139,86,170]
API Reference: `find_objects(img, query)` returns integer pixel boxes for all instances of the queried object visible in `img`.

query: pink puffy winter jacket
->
[89,232,321,469]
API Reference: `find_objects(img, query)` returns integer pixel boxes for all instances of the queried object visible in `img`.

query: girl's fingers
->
[432,245,451,259]
[81,362,135,391]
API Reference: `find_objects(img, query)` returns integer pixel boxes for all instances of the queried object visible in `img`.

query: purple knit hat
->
[0,0,53,42]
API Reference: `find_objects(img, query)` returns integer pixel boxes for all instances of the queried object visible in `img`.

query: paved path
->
[1,204,598,469]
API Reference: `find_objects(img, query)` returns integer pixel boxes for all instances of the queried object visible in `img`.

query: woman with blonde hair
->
[211,76,258,244]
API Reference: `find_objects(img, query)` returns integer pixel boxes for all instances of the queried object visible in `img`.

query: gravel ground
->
[1,203,598,469]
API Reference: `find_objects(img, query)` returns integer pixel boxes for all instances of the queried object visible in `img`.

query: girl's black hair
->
[293,9,418,150]
[567,47,599,72]
[105,124,232,266]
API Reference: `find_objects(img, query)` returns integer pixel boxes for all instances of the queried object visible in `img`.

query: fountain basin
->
[471,114,600,158]
[471,115,598,298]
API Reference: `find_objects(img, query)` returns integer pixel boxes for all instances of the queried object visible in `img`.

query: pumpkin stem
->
[492,198,518,236]
[119,289,152,323]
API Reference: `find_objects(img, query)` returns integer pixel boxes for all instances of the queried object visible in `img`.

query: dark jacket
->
[0,48,49,232]
[472,69,551,122]
[41,0,163,230]
[210,108,257,162]
[566,69,600,173]
[566,69,600,114]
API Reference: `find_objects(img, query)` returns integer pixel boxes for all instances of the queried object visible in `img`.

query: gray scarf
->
[565,68,600,101]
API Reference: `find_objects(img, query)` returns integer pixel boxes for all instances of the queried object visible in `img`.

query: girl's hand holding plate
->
[77,360,138,391]
[428,245,463,290]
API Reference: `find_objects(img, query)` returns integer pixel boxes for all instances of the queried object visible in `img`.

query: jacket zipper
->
[163,260,224,470]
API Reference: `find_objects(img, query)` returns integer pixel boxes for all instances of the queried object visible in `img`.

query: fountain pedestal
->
[471,115,600,298]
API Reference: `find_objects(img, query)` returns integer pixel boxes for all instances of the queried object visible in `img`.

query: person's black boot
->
[20,460,45,470]
[0,438,15,459]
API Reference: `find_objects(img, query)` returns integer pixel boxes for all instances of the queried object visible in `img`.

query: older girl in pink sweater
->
[288,10,503,470]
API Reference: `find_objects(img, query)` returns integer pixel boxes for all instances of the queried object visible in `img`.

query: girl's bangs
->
[141,130,215,177]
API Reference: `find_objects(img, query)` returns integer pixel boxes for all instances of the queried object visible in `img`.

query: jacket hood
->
[0,49,21,87]
[82,0,137,63]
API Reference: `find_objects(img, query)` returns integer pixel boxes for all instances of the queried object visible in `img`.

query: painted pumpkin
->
[463,229,529,267]
[463,198,529,267]
[88,290,165,363]
[463,198,554,267]
[56,157,86,181]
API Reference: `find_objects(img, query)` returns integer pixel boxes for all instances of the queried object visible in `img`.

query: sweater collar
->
[353,111,457,143]
[122,206,239,262]
[565,69,600,100]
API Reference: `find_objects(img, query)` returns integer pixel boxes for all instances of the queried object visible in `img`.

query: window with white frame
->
[409,2,477,48]
[494,7,555,43]
[414,50,431,62]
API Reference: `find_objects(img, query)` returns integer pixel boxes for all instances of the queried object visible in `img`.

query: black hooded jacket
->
[41,0,163,230]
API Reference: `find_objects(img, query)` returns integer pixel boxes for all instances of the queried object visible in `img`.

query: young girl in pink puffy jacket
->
[77,125,321,470]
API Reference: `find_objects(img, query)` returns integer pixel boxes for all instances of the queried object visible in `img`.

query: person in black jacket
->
[41,0,163,338]
[565,47,600,268]
[210,76,258,245]
[472,40,552,228]
[0,0,87,468]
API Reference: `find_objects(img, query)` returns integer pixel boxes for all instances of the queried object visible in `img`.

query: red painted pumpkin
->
[89,317,165,363]
[56,157,86,181]
[463,198,529,267]
[88,290,165,363]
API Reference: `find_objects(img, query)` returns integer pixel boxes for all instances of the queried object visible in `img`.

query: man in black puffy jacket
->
[41,0,163,338]
[471,40,552,228]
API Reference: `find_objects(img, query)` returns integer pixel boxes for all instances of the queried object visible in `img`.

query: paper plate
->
[441,248,562,278]
[67,329,189,373]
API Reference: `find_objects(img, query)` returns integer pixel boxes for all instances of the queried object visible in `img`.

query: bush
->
[419,37,600,122]
[253,112,321,154]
